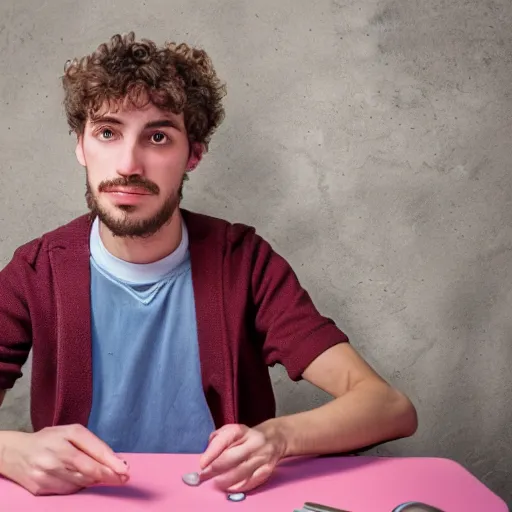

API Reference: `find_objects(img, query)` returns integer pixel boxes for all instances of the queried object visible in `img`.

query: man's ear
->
[75,135,86,167]
[186,142,205,172]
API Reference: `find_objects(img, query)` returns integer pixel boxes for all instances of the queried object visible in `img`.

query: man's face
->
[76,101,202,237]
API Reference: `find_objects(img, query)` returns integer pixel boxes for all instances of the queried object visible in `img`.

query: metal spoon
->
[392,502,445,512]
[298,501,445,512]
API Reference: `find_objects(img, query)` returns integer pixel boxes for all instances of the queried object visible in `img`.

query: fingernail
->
[200,466,212,477]
[228,479,248,492]
[103,468,115,480]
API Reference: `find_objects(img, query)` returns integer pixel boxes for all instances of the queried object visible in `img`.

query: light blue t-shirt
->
[87,217,215,453]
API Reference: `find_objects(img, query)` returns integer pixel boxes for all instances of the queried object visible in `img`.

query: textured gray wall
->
[0,0,511,505]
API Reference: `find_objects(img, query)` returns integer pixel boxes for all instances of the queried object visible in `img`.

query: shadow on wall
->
[430,235,512,502]
[359,0,512,504]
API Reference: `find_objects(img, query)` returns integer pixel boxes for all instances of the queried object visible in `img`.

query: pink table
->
[0,454,507,512]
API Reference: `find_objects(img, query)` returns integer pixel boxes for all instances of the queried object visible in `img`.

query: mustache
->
[98,176,160,195]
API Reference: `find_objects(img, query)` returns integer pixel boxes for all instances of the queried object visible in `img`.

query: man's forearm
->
[258,382,417,458]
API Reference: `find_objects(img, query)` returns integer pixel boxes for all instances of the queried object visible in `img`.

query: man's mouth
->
[104,186,154,195]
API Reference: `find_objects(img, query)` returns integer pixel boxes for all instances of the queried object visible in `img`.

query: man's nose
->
[116,142,143,177]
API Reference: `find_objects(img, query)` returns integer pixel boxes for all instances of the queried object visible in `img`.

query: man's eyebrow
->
[144,119,182,131]
[90,116,123,125]
[89,116,182,131]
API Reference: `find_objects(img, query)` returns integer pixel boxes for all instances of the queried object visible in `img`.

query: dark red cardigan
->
[0,209,348,431]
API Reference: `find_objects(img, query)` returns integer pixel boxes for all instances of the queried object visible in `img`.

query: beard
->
[85,174,185,238]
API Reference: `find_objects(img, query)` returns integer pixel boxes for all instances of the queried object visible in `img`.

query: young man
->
[0,32,417,496]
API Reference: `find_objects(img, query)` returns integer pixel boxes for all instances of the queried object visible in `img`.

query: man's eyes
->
[100,128,115,139]
[150,132,169,144]
[93,126,116,140]
[93,128,171,145]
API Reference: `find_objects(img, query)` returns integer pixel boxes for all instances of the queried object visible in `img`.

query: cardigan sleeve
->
[249,230,349,381]
[0,248,33,390]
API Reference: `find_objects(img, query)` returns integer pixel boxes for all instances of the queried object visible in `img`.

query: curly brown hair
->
[61,32,226,149]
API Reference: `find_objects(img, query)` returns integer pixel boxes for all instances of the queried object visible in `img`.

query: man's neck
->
[98,210,183,264]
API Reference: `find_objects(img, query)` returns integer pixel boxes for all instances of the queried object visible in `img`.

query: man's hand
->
[199,423,287,493]
[0,424,129,496]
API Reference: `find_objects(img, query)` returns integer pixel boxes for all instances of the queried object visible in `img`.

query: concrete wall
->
[0,0,510,504]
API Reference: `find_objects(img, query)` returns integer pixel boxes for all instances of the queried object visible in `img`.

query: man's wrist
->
[255,418,293,460]
[0,430,25,477]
